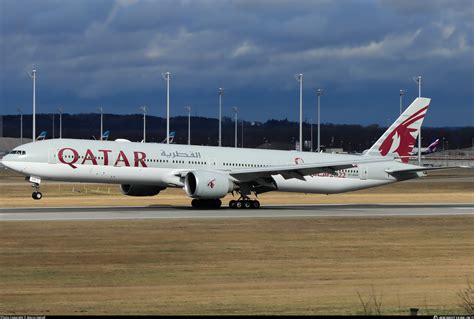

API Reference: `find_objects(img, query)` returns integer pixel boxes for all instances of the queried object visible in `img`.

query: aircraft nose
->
[1,156,11,169]
[1,156,22,173]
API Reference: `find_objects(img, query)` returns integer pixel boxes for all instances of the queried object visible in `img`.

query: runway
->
[0,204,473,221]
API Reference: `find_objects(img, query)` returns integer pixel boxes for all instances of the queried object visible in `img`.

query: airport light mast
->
[317,88,323,152]
[140,106,146,142]
[29,66,37,141]
[241,120,244,148]
[162,72,171,144]
[232,106,238,148]
[98,106,103,140]
[17,108,23,144]
[295,74,303,152]
[58,106,63,139]
[185,106,191,145]
[399,89,405,115]
[414,76,422,165]
[310,118,313,152]
[218,88,224,147]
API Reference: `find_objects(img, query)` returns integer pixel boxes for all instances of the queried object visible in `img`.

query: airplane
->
[410,138,440,156]
[1,97,466,208]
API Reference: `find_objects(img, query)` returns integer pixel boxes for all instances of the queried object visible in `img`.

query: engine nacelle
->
[184,170,234,199]
[120,184,165,196]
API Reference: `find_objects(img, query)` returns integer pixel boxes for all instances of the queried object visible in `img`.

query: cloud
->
[0,0,472,125]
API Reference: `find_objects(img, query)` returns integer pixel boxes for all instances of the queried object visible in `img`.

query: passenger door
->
[48,149,58,164]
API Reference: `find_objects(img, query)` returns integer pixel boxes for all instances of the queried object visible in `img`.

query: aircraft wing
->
[228,157,392,182]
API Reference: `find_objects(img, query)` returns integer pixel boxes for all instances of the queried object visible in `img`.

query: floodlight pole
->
[241,120,244,148]
[317,88,323,152]
[31,66,36,141]
[161,72,171,144]
[185,106,191,145]
[52,113,55,139]
[218,88,224,147]
[416,76,422,165]
[233,106,238,148]
[140,106,146,142]
[98,107,103,140]
[310,118,313,152]
[17,108,23,144]
[58,106,63,139]
[399,89,405,115]
[295,74,303,152]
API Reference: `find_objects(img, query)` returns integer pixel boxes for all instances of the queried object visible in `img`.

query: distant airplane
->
[410,138,440,155]
[36,131,47,141]
[161,131,175,144]
[2,97,466,207]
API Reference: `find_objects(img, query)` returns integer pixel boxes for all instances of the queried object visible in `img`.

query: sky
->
[1,0,473,126]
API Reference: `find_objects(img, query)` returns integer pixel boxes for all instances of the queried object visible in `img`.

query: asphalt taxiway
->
[0,204,472,221]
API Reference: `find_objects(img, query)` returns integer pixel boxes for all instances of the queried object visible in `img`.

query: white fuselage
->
[1,139,421,195]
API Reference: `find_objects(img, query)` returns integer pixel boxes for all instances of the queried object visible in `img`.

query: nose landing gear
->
[32,190,43,200]
[31,183,42,200]
[29,176,43,200]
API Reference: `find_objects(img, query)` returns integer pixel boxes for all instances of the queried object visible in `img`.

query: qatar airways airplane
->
[0,97,458,209]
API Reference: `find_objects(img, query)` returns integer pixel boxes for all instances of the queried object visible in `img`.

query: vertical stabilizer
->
[365,97,431,162]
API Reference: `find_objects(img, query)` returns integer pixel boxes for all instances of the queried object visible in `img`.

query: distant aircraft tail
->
[102,130,110,141]
[426,138,439,153]
[161,131,175,144]
[36,131,47,141]
[365,97,431,163]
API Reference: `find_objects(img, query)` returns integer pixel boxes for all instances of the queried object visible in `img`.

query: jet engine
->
[184,170,235,199]
[120,184,165,196]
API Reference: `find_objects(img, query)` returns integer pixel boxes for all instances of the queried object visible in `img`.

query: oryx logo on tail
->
[379,105,428,162]
[364,97,431,162]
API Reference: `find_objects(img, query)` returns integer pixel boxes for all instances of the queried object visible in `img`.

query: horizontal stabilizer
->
[386,165,470,176]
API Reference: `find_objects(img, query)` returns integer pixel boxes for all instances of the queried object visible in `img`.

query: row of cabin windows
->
[60,155,272,168]
[62,155,173,163]
[344,169,358,173]
[223,163,269,168]
[61,155,208,165]
[59,156,358,172]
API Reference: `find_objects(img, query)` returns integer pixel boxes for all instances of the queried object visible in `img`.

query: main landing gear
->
[191,198,222,209]
[229,197,260,209]
[31,183,42,200]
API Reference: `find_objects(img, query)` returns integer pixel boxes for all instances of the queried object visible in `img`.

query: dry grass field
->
[1,217,473,315]
[0,166,472,315]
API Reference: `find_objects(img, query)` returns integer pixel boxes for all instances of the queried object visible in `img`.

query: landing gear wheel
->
[252,200,260,209]
[191,199,199,208]
[32,191,42,200]
[214,199,222,209]
[244,201,252,209]
[229,200,236,208]
[235,201,243,209]
[31,182,42,200]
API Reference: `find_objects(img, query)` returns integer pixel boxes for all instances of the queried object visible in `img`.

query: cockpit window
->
[8,150,26,155]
